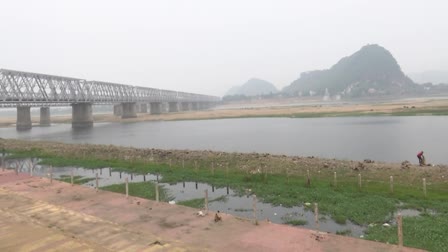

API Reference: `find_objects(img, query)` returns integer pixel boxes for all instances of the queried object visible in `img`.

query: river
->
[1,116,447,164]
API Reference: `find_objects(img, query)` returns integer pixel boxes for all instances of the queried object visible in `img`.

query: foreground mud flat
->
[0,169,424,252]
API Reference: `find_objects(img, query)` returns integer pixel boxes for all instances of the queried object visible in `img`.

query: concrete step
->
[0,188,184,251]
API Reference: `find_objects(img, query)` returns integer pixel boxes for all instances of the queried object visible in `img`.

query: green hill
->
[283,44,420,97]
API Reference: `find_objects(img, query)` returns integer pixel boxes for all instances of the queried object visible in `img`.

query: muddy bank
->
[1,138,447,184]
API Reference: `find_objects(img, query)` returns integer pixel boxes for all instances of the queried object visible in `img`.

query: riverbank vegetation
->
[101,181,173,202]
[57,175,95,185]
[1,139,448,251]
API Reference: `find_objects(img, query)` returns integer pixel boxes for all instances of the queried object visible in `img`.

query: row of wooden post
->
[310,201,403,247]
[24,161,408,247]
[21,161,430,201]
[331,171,427,196]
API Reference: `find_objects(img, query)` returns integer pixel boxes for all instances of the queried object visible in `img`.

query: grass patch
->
[365,214,448,252]
[57,175,95,185]
[336,229,352,236]
[177,195,228,208]
[101,182,173,202]
[284,219,307,226]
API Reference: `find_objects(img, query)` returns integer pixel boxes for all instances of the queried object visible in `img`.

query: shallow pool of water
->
[4,158,370,237]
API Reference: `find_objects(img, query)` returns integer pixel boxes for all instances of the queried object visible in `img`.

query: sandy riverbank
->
[1,97,448,128]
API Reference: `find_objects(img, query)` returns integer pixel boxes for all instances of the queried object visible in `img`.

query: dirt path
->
[0,170,425,252]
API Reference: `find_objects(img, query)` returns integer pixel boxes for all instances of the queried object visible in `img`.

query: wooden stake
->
[204,189,208,214]
[423,178,427,197]
[0,148,4,171]
[314,203,319,230]
[334,172,337,188]
[95,173,99,192]
[125,177,129,198]
[358,173,362,189]
[306,169,310,187]
[397,213,403,248]
[155,183,159,202]
[390,176,394,194]
[264,166,267,183]
[71,170,74,186]
[50,166,53,183]
[253,195,258,225]
[169,159,172,168]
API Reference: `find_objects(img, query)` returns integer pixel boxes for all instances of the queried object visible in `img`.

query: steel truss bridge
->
[0,69,220,108]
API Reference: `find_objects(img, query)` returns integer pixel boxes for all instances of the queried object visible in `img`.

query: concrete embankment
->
[0,169,424,252]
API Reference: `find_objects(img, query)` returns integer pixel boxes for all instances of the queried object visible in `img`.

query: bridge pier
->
[113,104,123,116]
[122,102,137,118]
[72,103,93,128]
[150,102,162,114]
[200,102,213,110]
[40,107,51,126]
[162,102,169,113]
[139,103,148,113]
[191,102,199,111]
[181,102,191,111]
[16,106,32,130]
[168,102,179,113]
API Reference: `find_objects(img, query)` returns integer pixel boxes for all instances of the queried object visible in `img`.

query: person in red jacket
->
[417,151,425,166]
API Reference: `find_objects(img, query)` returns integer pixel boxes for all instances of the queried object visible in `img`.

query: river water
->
[1,116,447,164]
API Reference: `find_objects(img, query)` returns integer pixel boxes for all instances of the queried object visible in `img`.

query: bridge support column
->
[72,103,93,128]
[181,102,191,111]
[200,102,212,110]
[40,107,51,126]
[150,102,162,114]
[168,102,179,113]
[113,104,123,116]
[16,106,32,130]
[122,102,137,119]
[140,103,148,113]
[162,102,169,113]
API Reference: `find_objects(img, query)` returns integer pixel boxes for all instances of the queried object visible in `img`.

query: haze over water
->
[1,116,447,164]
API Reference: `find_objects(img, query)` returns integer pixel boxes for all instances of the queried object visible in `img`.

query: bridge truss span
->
[0,69,220,107]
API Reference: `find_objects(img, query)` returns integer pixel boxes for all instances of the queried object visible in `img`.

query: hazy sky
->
[1,0,447,96]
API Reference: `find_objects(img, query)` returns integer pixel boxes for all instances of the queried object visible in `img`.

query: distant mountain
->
[225,78,278,96]
[283,44,420,98]
[408,71,448,85]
